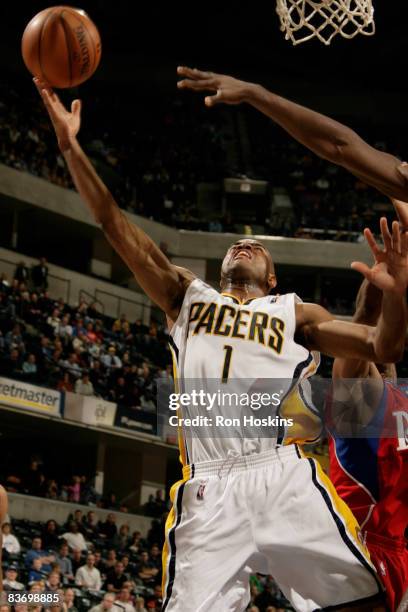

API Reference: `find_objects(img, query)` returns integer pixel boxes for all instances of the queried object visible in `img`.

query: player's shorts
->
[161,445,383,612]
[365,531,408,612]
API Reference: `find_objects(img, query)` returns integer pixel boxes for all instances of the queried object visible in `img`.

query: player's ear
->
[267,273,277,291]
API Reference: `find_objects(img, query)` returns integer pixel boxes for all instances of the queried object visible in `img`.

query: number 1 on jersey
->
[222,345,233,383]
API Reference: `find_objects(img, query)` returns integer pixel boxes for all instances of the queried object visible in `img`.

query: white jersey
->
[169,278,321,464]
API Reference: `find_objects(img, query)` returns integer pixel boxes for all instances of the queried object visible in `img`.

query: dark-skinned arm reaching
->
[177,66,408,202]
[34,78,194,324]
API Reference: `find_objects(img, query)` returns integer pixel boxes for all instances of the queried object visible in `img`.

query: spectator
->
[47,308,61,335]
[56,543,74,581]
[116,524,131,551]
[104,549,117,571]
[64,588,78,612]
[98,513,118,542]
[136,551,158,585]
[60,521,88,551]
[134,598,147,612]
[71,549,83,575]
[67,476,82,503]
[14,261,29,284]
[23,460,45,497]
[101,346,122,371]
[89,593,116,612]
[3,565,24,590]
[42,519,60,551]
[75,553,102,591]
[104,561,127,593]
[82,510,98,538]
[45,570,61,591]
[31,257,49,292]
[75,372,94,396]
[114,587,135,612]
[145,585,162,611]
[22,353,37,378]
[2,522,21,554]
[25,537,54,572]
[28,557,46,583]
[58,314,73,340]
[57,372,74,392]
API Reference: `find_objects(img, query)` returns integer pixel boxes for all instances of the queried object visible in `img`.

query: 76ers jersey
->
[329,382,408,540]
[169,279,320,464]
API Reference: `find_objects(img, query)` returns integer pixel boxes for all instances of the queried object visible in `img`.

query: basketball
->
[21,6,101,89]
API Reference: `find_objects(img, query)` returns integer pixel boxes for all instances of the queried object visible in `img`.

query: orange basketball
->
[21,6,102,89]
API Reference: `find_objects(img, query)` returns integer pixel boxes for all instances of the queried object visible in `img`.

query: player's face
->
[221,239,276,289]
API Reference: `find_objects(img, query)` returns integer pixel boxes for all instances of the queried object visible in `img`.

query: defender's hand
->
[177,66,252,107]
[34,77,81,152]
[351,217,408,294]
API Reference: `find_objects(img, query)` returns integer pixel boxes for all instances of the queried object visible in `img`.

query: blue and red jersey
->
[329,382,408,540]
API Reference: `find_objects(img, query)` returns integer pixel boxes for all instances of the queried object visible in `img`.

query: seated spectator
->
[25,537,55,572]
[75,553,102,591]
[116,524,131,551]
[134,598,147,612]
[45,570,61,592]
[98,513,118,542]
[75,372,94,396]
[47,308,61,335]
[60,353,82,378]
[31,257,49,292]
[14,261,29,284]
[82,510,98,538]
[2,522,21,554]
[89,593,116,612]
[104,549,117,571]
[67,476,81,503]
[22,353,37,378]
[28,557,47,583]
[128,531,144,555]
[93,550,106,574]
[58,314,73,340]
[145,585,162,611]
[101,346,122,371]
[3,565,24,590]
[149,544,161,570]
[136,552,158,585]
[70,549,83,575]
[104,561,128,593]
[1,348,23,377]
[66,508,84,527]
[42,520,60,551]
[114,587,135,612]
[5,324,25,353]
[60,521,87,552]
[56,372,74,392]
[56,543,74,581]
[64,588,78,612]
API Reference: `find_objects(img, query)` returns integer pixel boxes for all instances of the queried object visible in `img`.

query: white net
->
[276,0,375,45]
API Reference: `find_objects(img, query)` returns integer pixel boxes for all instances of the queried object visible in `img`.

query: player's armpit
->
[295,302,390,362]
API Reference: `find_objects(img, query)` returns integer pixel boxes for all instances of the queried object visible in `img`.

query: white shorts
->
[162,445,383,612]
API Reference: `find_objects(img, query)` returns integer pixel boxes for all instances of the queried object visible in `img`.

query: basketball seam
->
[38,9,56,84]
[59,11,73,88]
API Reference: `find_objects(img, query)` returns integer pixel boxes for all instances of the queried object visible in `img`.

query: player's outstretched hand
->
[177,66,252,107]
[33,77,81,152]
[351,217,408,294]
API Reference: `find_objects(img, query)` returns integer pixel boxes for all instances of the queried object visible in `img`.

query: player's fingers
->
[177,78,216,91]
[400,229,408,258]
[397,161,408,180]
[392,220,402,253]
[380,217,392,251]
[71,99,82,117]
[392,199,408,231]
[177,66,214,80]
[363,228,382,258]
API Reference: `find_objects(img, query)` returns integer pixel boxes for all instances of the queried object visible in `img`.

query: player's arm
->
[296,218,408,363]
[331,279,382,379]
[34,78,193,321]
[177,67,408,202]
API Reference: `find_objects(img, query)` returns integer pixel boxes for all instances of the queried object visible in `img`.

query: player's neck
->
[221,280,267,302]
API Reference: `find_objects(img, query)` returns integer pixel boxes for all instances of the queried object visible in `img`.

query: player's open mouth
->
[234,250,252,260]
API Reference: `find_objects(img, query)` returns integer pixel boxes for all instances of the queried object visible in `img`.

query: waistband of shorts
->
[182,444,302,479]
[364,530,407,553]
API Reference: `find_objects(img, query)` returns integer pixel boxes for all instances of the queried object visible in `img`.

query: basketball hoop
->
[276,0,375,46]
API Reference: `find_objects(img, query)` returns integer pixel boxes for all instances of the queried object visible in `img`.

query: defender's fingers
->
[392,220,401,253]
[380,217,392,251]
[363,228,382,258]
[400,229,408,258]
[392,199,408,231]
[177,78,217,91]
[350,261,373,280]
[177,66,214,80]
[205,90,223,107]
